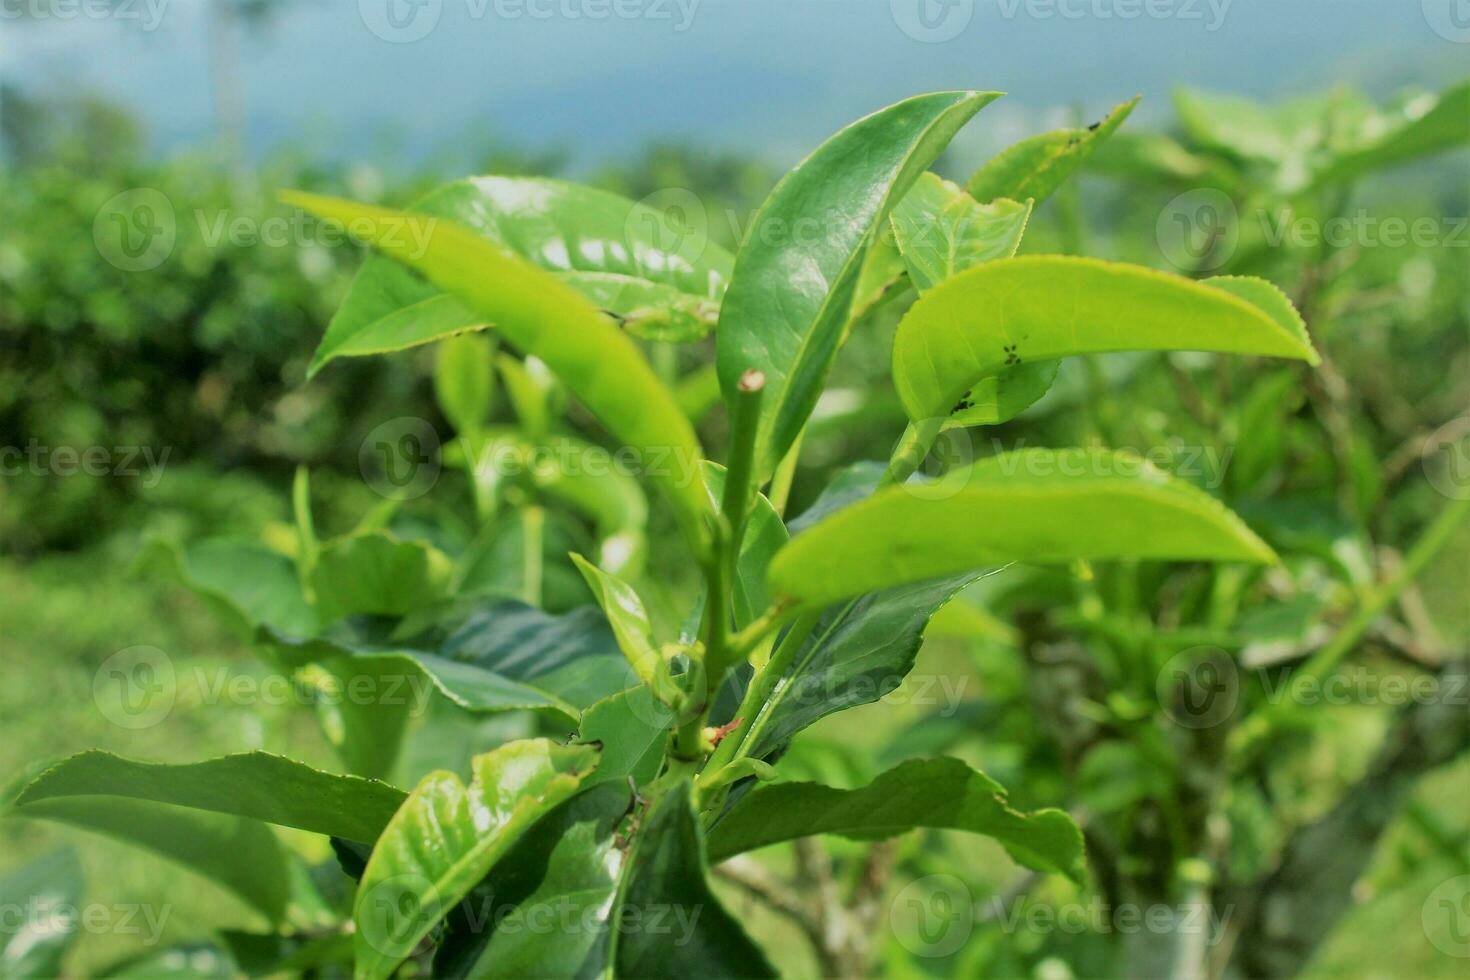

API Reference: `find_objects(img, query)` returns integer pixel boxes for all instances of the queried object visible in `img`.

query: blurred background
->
[2,1,1467,976]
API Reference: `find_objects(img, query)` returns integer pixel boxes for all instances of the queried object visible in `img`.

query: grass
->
[0,548,335,975]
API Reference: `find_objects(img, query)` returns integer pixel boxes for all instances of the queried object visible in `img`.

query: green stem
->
[672,372,767,764]
[881,418,943,487]
[1235,494,1470,753]
[721,371,766,586]
[703,611,821,778]
[701,423,938,788]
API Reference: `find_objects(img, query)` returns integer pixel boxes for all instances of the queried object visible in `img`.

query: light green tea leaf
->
[966,96,1139,204]
[352,740,598,980]
[769,450,1277,608]
[892,256,1318,424]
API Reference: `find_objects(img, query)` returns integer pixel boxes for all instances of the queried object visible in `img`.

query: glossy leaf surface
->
[715,91,1000,479]
[353,740,599,980]
[310,177,732,372]
[282,191,714,554]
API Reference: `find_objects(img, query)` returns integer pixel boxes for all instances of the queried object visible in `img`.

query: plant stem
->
[721,371,766,587]
[1234,493,1470,754]
[881,417,943,487]
[672,372,766,764]
[702,421,935,787]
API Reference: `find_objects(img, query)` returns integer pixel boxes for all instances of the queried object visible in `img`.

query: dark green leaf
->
[612,782,775,978]
[708,757,1083,878]
[11,751,405,843]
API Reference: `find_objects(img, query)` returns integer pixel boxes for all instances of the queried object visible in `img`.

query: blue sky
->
[5,0,1465,170]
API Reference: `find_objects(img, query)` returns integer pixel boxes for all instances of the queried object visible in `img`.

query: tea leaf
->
[966,96,1139,204]
[708,757,1083,878]
[281,191,714,553]
[769,449,1276,608]
[310,177,733,371]
[715,91,1000,479]
[353,740,599,980]
[892,256,1317,424]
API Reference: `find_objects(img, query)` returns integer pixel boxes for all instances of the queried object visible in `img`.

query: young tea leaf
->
[966,96,1139,204]
[891,256,1318,425]
[768,449,1277,608]
[280,191,715,556]
[715,91,1001,480]
[310,177,733,372]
